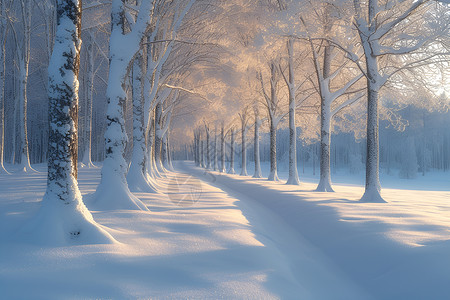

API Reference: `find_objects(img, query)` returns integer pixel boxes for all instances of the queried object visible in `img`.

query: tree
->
[0,0,13,174]
[220,123,226,172]
[80,30,96,168]
[280,38,301,185]
[213,126,218,171]
[127,49,157,192]
[24,0,114,245]
[93,0,154,211]
[252,106,262,178]
[352,0,448,202]
[228,127,236,174]
[259,63,284,181]
[12,0,34,172]
[204,122,211,169]
[299,6,364,192]
[239,106,250,176]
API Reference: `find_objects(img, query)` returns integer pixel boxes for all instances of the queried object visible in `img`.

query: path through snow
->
[0,162,449,299]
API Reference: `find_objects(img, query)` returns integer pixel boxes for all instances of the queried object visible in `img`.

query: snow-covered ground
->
[0,162,449,299]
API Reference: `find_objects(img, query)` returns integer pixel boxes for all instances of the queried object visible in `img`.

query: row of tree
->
[189,0,448,203]
[0,0,448,243]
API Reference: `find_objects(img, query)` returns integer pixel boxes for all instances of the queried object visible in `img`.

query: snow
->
[1,162,449,299]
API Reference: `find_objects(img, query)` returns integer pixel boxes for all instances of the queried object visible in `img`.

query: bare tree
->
[29,0,114,244]
[228,127,236,174]
[11,0,34,172]
[279,38,300,185]
[0,0,13,174]
[352,0,448,202]
[93,0,154,211]
[252,106,262,178]
[259,63,284,181]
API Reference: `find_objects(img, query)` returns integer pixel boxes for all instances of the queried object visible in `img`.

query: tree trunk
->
[316,102,334,191]
[253,115,262,178]
[316,44,334,192]
[167,132,174,171]
[268,119,279,181]
[32,0,114,245]
[18,56,33,172]
[93,0,149,211]
[127,54,156,193]
[213,130,218,171]
[0,22,7,174]
[286,39,300,185]
[154,102,164,173]
[205,127,211,169]
[220,126,225,172]
[240,124,248,176]
[228,128,235,174]
[81,31,95,168]
[161,133,169,170]
[360,69,384,202]
[200,139,205,168]
[194,133,200,167]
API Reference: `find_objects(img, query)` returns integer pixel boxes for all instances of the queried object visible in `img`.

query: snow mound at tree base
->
[127,165,159,194]
[359,189,387,203]
[16,193,116,246]
[91,169,149,211]
[315,178,335,192]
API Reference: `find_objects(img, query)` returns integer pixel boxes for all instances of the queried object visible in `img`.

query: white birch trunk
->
[29,0,114,245]
[268,64,279,181]
[205,126,211,169]
[161,133,169,170]
[356,0,385,202]
[18,57,33,172]
[240,123,248,176]
[127,54,156,193]
[200,139,205,168]
[154,102,165,174]
[94,0,152,211]
[360,61,384,202]
[285,39,300,185]
[15,0,34,172]
[316,102,334,192]
[316,45,334,192]
[220,126,225,172]
[228,128,235,174]
[213,129,218,171]
[0,10,8,174]
[195,131,200,166]
[268,119,279,181]
[253,111,262,178]
[81,31,95,168]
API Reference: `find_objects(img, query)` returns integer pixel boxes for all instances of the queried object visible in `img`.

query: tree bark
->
[228,128,235,174]
[240,123,248,176]
[200,139,205,168]
[205,126,211,169]
[268,119,279,181]
[94,0,151,210]
[213,129,218,171]
[253,112,262,178]
[220,125,225,172]
[286,39,300,185]
[0,12,7,174]
[154,102,164,173]
[36,0,114,244]
[316,44,334,192]
[81,31,95,168]
[127,54,156,192]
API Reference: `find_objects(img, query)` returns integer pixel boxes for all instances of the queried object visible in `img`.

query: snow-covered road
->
[1,162,449,299]
[176,161,450,300]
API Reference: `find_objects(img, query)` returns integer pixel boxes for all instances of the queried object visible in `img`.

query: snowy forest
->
[0,0,449,299]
